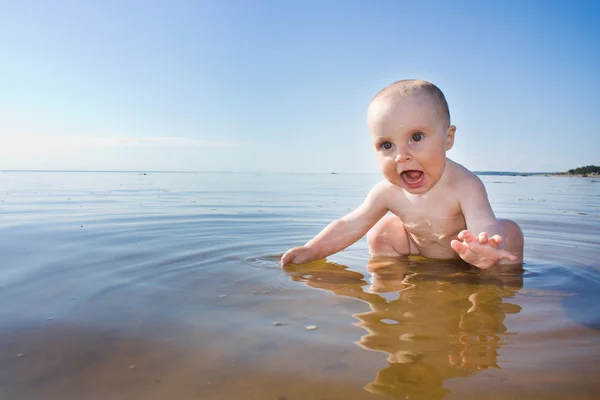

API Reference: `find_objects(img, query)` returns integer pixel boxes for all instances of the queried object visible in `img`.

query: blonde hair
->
[371,79,451,126]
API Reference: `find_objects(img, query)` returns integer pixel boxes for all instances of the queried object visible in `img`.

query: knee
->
[499,219,523,239]
[367,215,402,249]
[367,220,388,248]
[499,218,524,253]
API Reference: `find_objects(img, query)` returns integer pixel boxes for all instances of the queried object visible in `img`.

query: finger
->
[451,239,468,256]
[478,232,489,244]
[458,230,476,243]
[487,238,500,248]
[498,250,519,262]
[490,234,503,244]
[280,250,297,266]
[454,241,487,266]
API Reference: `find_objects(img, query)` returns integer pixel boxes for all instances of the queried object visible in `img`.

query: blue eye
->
[380,141,393,150]
[412,133,423,142]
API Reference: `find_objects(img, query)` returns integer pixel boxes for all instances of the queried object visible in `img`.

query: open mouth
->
[400,170,425,188]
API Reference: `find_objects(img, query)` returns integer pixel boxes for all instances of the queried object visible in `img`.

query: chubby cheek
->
[414,142,442,162]
[377,156,400,182]
[420,149,447,177]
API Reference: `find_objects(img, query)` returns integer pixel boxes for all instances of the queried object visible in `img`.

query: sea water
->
[0,171,599,399]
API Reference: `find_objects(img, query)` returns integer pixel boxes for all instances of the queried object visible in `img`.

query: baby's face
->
[368,93,455,194]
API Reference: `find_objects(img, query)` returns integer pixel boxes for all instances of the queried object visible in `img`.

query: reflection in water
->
[284,257,523,400]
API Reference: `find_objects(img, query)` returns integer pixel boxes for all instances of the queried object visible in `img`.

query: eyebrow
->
[373,136,391,145]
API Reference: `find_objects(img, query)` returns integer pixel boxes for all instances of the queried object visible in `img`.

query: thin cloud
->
[0,136,241,150]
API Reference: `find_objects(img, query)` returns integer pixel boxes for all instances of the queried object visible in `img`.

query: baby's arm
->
[451,176,519,269]
[281,182,390,265]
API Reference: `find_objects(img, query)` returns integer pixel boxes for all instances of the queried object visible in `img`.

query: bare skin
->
[281,87,524,270]
[365,162,524,268]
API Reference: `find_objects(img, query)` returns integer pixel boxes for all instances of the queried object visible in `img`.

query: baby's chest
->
[392,199,464,236]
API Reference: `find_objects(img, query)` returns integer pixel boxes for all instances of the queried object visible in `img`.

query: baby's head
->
[369,80,451,127]
[367,80,456,193]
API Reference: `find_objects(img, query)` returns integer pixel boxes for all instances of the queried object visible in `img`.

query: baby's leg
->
[499,219,524,262]
[367,214,416,257]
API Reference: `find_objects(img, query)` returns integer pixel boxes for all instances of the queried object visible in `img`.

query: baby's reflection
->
[283,257,523,400]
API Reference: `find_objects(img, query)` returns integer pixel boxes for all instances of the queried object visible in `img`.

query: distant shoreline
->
[548,173,598,178]
[473,171,594,177]
[0,170,597,177]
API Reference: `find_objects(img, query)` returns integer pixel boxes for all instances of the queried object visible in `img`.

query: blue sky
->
[1,0,598,173]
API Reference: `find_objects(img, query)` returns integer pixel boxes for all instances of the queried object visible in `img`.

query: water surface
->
[1,172,599,399]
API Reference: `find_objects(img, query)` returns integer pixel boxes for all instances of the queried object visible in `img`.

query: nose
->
[394,145,411,163]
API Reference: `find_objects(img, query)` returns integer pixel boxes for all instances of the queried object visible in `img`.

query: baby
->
[281,79,523,270]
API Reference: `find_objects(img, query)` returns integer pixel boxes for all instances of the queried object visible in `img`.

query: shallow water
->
[0,171,599,399]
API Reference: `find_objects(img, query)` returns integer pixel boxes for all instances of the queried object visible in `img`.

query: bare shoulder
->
[445,160,492,213]
[366,179,400,206]
[445,159,486,194]
[372,179,397,193]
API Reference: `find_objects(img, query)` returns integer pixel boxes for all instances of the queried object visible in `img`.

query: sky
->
[0,0,598,173]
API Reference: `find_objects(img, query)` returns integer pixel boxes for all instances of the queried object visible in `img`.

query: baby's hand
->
[450,230,518,269]
[280,246,318,266]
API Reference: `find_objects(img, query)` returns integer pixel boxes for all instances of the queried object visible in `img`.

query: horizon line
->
[0,169,562,175]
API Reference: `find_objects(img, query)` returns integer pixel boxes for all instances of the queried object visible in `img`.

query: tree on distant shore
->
[567,165,600,175]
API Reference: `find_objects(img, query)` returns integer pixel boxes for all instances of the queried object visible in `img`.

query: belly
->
[407,230,462,259]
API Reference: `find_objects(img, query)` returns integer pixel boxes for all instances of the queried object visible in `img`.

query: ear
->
[445,125,456,150]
